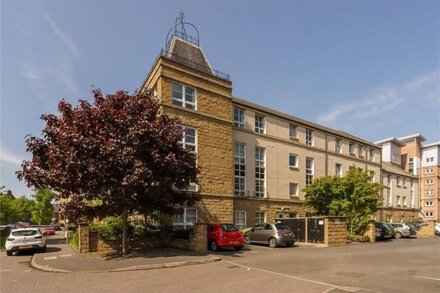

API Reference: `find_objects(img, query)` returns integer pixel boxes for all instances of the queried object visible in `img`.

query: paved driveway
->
[1,236,439,293]
[218,237,440,293]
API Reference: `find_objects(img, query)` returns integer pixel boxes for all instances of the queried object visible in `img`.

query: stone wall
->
[78,224,90,253]
[362,220,376,243]
[325,217,347,246]
[416,221,436,238]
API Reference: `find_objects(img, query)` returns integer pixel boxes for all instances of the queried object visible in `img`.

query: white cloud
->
[317,71,440,126]
[20,10,83,110]
[42,11,80,59]
[0,145,24,166]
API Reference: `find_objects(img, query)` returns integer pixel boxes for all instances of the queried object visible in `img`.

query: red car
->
[208,223,244,251]
[41,226,55,236]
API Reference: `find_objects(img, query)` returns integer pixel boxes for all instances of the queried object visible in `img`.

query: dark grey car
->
[244,223,295,248]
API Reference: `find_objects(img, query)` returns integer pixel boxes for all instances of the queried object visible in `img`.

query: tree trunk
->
[122,209,128,255]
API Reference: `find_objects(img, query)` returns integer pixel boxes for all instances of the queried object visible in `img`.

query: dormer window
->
[172,83,196,110]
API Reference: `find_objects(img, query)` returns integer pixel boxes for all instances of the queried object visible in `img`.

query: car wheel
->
[268,238,278,248]
[210,241,218,251]
[6,250,12,256]
[244,235,250,245]
[234,246,243,251]
[395,232,402,239]
[285,243,294,247]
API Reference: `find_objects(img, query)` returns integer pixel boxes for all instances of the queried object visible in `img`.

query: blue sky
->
[1,0,439,197]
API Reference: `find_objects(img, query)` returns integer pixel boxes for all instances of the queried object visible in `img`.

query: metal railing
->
[160,49,230,81]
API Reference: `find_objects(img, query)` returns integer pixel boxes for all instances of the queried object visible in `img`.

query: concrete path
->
[31,237,220,273]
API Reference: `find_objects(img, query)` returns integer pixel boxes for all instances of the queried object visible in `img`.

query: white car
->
[5,228,47,256]
[435,223,440,236]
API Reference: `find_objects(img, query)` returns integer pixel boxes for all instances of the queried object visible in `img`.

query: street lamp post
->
[65,218,69,244]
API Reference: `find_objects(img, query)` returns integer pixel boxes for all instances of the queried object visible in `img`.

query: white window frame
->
[306,157,314,186]
[177,125,197,153]
[425,168,434,174]
[289,183,299,197]
[234,210,247,230]
[335,164,342,177]
[289,125,297,139]
[289,154,298,168]
[305,129,313,146]
[335,139,342,153]
[255,147,266,197]
[234,143,246,196]
[369,149,374,161]
[425,211,433,217]
[396,176,401,187]
[408,158,414,174]
[425,201,434,207]
[255,114,265,134]
[172,83,196,110]
[172,208,197,230]
[425,179,434,185]
[396,195,401,207]
[255,211,265,224]
[234,108,245,128]
[402,196,407,207]
[425,190,434,196]
[349,142,356,154]
[358,145,365,157]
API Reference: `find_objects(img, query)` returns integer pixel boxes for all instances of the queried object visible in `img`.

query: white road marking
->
[43,256,58,261]
[0,269,11,272]
[411,275,440,281]
[224,260,380,293]
[59,254,72,258]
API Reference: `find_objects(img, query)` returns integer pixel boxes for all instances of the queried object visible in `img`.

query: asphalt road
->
[1,235,439,293]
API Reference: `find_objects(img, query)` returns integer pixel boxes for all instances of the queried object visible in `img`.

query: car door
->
[262,224,274,243]
[250,224,265,243]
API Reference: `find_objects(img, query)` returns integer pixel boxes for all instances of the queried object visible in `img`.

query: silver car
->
[390,223,411,238]
[244,223,295,248]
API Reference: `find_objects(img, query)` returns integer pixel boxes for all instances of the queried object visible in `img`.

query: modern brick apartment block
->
[421,142,440,222]
[140,19,382,230]
[375,134,440,222]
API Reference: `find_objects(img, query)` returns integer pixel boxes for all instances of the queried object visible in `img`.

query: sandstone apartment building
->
[140,22,385,230]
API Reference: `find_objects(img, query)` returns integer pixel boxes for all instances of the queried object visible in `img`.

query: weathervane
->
[165,10,200,47]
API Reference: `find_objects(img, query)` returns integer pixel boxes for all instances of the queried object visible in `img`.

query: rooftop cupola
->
[162,11,229,80]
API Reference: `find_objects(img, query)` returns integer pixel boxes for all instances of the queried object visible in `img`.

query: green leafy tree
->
[12,196,35,223]
[0,195,14,224]
[31,188,54,226]
[304,167,383,234]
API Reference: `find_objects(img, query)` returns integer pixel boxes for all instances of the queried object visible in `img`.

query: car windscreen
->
[275,223,290,230]
[220,224,239,232]
[12,230,38,236]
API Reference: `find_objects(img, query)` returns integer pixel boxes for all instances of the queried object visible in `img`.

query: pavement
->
[31,236,221,273]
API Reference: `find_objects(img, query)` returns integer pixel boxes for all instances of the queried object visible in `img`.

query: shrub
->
[69,229,79,250]
[90,216,123,240]
[347,232,370,242]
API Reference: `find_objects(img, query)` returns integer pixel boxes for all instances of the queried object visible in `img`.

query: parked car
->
[405,222,421,230]
[375,222,392,240]
[435,223,440,236]
[244,222,295,248]
[5,228,47,256]
[52,224,61,231]
[383,223,396,238]
[41,226,56,236]
[404,223,418,235]
[207,223,244,251]
[390,223,412,238]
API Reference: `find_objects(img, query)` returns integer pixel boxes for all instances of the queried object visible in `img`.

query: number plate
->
[20,245,32,249]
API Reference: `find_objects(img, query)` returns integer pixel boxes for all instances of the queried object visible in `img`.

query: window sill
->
[289,136,299,141]
[289,166,299,171]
